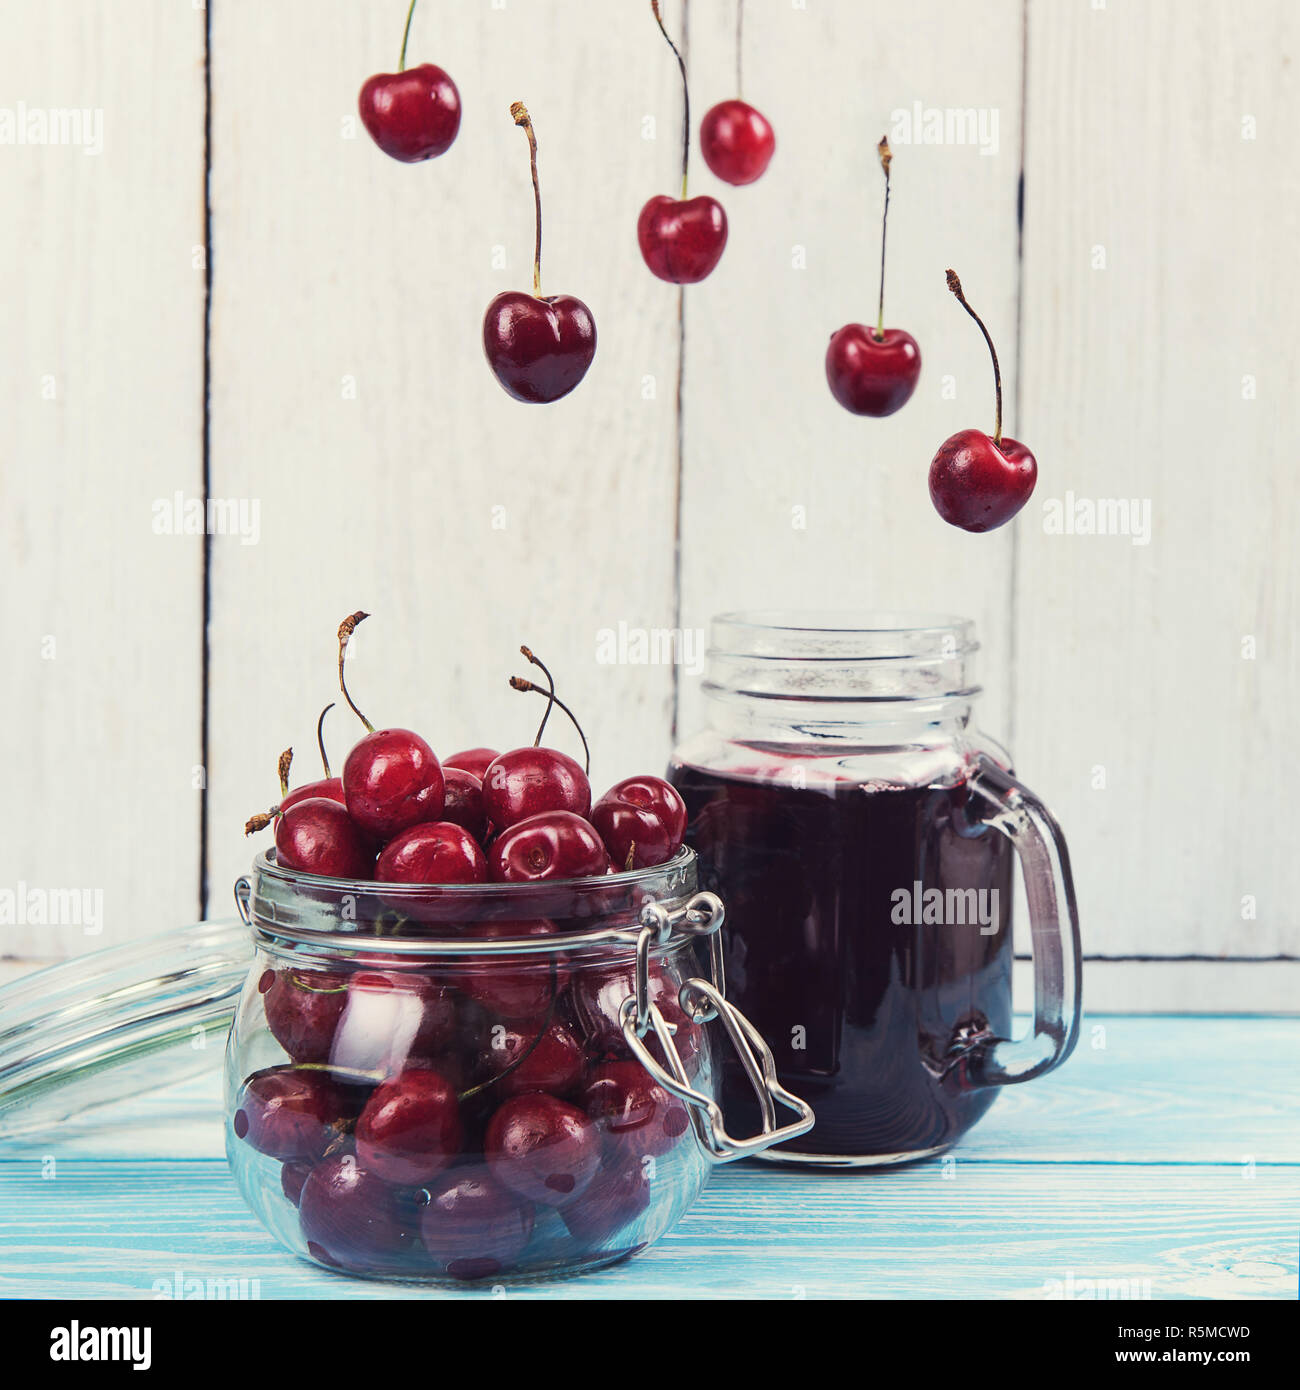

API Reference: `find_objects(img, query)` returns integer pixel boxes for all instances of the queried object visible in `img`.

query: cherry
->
[419,1168,535,1279]
[560,1155,652,1250]
[490,811,608,883]
[573,961,703,1072]
[336,614,445,839]
[376,821,487,884]
[484,103,596,404]
[475,1017,585,1100]
[639,2,727,284]
[261,967,350,1063]
[485,1093,601,1206]
[592,774,687,869]
[332,970,459,1076]
[827,138,920,418]
[281,1160,312,1207]
[443,747,499,780]
[581,1061,690,1159]
[450,919,568,1021]
[483,649,592,828]
[232,1066,345,1161]
[355,1066,462,1186]
[439,767,487,841]
[273,796,374,879]
[929,270,1037,531]
[700,100,775,186]
[358,1,460,164]
[299,1155,419,1272]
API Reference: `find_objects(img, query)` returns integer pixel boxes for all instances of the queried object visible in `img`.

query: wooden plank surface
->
[203,0,685,905]
[1015,0,1300,957]
[0,0,206,955]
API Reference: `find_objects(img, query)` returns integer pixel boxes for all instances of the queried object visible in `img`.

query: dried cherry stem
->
[398,0,418,72]
[946,268,1003,446]
[457,959,559,1102]
[509,677,591,774]
[875,137,892,340]
[651,0,691,198]
[278,748,293,799]
[244,809,276,836]
[316,703,336,777]
[511,102,543,297]
[518,644,556,744]
[337,611,375,732]
[624,842,637,872]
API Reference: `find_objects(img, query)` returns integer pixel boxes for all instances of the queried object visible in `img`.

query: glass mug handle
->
[966,752,1083,1086]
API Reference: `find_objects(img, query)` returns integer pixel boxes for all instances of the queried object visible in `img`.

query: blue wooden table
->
[1,1017,1296,1300]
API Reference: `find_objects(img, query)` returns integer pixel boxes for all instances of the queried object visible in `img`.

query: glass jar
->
[669,612,1081,1167]
[225,847,811,1282]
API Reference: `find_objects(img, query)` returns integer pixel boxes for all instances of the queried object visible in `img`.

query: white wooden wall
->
[2,0,1296,1011]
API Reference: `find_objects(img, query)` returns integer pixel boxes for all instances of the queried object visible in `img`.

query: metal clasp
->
[234,876,253,928]
[619,892,815,1163]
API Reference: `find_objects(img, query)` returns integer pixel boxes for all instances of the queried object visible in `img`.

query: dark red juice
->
[669,762,1014,1163]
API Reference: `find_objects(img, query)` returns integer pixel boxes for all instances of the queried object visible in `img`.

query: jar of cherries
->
[226,847,811,1282]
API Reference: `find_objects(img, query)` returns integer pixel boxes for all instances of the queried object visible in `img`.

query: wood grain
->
[1016,0,1300,957]
[0,0,205,954]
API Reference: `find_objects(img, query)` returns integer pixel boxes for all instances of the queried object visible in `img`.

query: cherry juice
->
[669,762,1014,1163]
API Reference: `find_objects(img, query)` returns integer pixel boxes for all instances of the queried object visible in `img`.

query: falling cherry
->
[358,0,461,163]
[699,1,775,186]
[482,103,597,404]
[826,137,921,418]
[638,0,728,284]
[928,270,1037,532]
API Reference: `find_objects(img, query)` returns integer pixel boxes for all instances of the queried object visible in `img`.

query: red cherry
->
[930,429,1037,532]
[607,774,688,844]
[573,961,703,1071]
[560,1154,652,1249]
[358,63,460,163]
[581,1061,689,1159]
[700,99,775,185]
[419,1168,535,1279]
[274,797,374,879]
[825,325,921,417]
[485,1093,601,1206]
[261,967,350,1063]
[281,1161,312,1207]
[355,1067,462,1186]
[637,195,727,284]
[483,291,596,404]
[279,777,346,813]
[489,810,608,883]
[476,1018,586,1100]
[342,729,444,841]
[483,747,591,829]
[232,1066,345,1161]
[439,767,487,841]
[443,747,499,780]
[591,774,687,869]
[375,821,487,884]
[930,270,1037,532]
[299,1156,419,1272]
[331,971,459,1076]
[450,919,569,1021]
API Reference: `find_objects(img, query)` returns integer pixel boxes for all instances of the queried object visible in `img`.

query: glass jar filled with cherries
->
[226,616,810,1282]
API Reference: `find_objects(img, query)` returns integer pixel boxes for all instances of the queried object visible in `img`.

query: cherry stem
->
[509,678,590,774]
[398,0,417,72]
[736,0,745,100]
[875,137,892,340]
[337,612,375,733]
[511,102,543,297]
[244,809,276,836]
[946,269,1003,446]
[651,0,690,198]
[278,748,293,799]
[519,644,556,745]
[458,960,559,1102]
[316,703,335,779]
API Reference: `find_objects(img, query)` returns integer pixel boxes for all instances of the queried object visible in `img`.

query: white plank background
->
[1,0,1296,1010]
